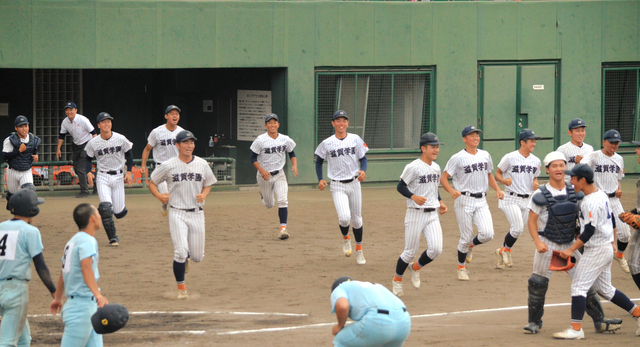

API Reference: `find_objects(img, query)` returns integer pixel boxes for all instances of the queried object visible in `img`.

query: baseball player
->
[616,140,640,291]
[2,115,41,211]
[494,129,541,269]
[552,164,640,339]
[250,113,298,240]
[556,118,594,184]
[525,152,622,334]
[581,129,630,273]
[50,203,110,347]
[56,102,98,198]
[331,276,411,347]
[84,112,134,247]
[140,105,184,217]
[392,132,447,297]
[441,125,504,281]
[315,110,368,265]
[0,189,56,347]
[149,130,216,300]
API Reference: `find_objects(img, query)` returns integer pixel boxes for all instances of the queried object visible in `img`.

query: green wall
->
[1,0,639,184]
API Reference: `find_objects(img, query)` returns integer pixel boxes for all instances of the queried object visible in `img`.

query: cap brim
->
[632,141,640,146]
[15,122,28,126]
[522,136,542,140]
[333,116,349,120]
[36,197,45,205]
[569,125,587,129]
[605,138,622,142]
[563,169,576,176]
[421,141,444,146]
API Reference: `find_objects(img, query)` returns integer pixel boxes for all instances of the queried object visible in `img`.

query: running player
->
[149,130,216,300]
[315,110,368,265]
[392,132,447,296]
[441,125,503,281]
[141,105,184,216]
[581,129,630,273]
[552,164,640,339]
[84,112,134,247]
[2,115,41,210]
[250,113,297,240]
[618,140,640,290]
[494,129,541,269]
[557,118,594,184]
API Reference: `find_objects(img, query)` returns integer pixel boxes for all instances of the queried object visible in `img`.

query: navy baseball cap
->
[603,129,622,142]
[420,132,444,146]
[91,303,129,334]
[165,105,181,114]
[568,118,587,130]
[333,110,349,120]
[176,130,197,143]
[563,163,594,182]
[331,276,353,293]
[265,113,279,123]
[519,128,541,141]
[96,112,113,123]
[632,141,640,146]
[14,115,29,126]
[64,102,77,109]
[461,125,482,137]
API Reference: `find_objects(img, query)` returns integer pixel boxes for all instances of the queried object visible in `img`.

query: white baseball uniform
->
[146,124,184,194]
[2,136,34,194]
[84,132,133,214]
[250,132,296,209]
[443,149,495,254]
[150,155,216,263]
[556,141,594,184]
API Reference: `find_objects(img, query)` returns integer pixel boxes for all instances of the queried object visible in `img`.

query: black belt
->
[607,192,616,198]
[101,170,123,175]
[171,206,203,212]
[2,278,13,281]
[413,208,436,212]
[332,176,358,184]
[377,308,407,315]
[270,170,280,176]
[69,295,95,301]
[509,192,530,198]
[156,162,162,166]
[461,191,485,199]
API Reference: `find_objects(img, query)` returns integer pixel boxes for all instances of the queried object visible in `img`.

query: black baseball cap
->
[461,125,482,137]
[64,101,77,110]
[603,129,622,143]
[420,132,444,146]
[96,112,113,123]
[519,128,541,141]
[265,113,279,123]
[333,110,349,120]
[165,105,181,114]
[568,118,587,130]
[331,276,353,293]
[14,115,29,126]
[9,189,44,217]
[91,303,129,334]
[563,163,594,182]
[176,130,197,143]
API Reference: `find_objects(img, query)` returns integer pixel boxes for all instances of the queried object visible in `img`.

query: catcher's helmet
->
[9,189,44,217]
[91,303,129,334]
[331,276,353,293]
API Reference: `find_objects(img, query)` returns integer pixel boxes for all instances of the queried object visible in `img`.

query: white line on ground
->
[28,310,309,318]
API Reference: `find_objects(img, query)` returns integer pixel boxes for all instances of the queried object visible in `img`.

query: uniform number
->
[61,242,75,274]
[0,234,7,256]
[0,231,19,261]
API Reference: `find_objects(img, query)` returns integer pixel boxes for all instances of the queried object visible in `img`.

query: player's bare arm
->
[332,297,350,336]
[528,210,548,253]
[411,195,427,206]
[148,180,170,204]
[49,273,65,314]
[560,238,584,259]
[440,171,461,199]
[318,179,328,191]
[532,177,539,191]
[140,143,153,174]
[87,172,95,186]
[290,156,298,177]
[488,173,504,199]
[56,139,64,159]
[616,181,622,198]
[18,143,26,152]
[124,171,134,187]
[438,200,448,215]
[495,168,512,186]
[196,185,212,203]
[253,161,271,181]
[81,257,108,308]
[32,154,38,163]
[357,170,366,182]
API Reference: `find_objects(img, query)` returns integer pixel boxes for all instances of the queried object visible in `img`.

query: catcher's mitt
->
[619,212,640,230]
[549,250,576,271]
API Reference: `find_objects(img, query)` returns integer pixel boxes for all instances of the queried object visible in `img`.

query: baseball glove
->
[619,212,640,230]
[549,250,576,272]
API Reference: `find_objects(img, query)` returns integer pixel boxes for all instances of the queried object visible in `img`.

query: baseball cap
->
[603,129,622,142]
[543,151,567,167]
[91,303,129,334]
[265,113,279,123]
[333,110,349,120]
[568,118,587,130]
[9,189,44,217]
[96,112,113,123]
[331,276,353,293]
[14,115,29,126]
[461,125,482,137]
[563,163,594,182]
[420,132,444,146]
[519,128,541,141]
[64,102,77,110]
[165,105,181,114]
[176,130,197,143]
[632,141,640,146]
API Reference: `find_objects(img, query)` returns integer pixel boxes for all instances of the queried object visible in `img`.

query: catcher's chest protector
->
[537,186,579,245]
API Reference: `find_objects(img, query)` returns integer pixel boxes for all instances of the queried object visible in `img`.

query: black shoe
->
[76,192,90,198]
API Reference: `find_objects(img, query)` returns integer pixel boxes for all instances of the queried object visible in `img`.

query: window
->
[316,69,434,151]
[603,66,639,143]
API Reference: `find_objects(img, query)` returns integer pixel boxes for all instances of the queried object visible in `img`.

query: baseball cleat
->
[177,289,188,300]
[465,248,473,263]
[185,258,191,275]
[457,267,469,281]
[279,227,289,240]
[594,320,621,333]
[356,250,366,265]
[76,192,89,198]
[343,239,352,257]
[408,262,421,288]
[109,239,119,247]
[552,327,584,340]
[161,203,168,217]
[614,255,630,273]
[392,280,404,297]
[495,249,505,269]
[523,322,541,334]
[502,250,513,267]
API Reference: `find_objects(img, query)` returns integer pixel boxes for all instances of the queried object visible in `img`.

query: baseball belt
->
[269,170,279,175]
[460,191,486,199]
[100,170,123,175]
[508,192,530,198]
[170,206,203,212]
[332,176,359,184]
[607,192,616,198]
[412,208,436,213]
[377,308,407,315]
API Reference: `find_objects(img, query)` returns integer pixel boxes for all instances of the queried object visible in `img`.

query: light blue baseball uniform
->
[0,219,44,347]
[60,231,102,347]
[331,281,411,347]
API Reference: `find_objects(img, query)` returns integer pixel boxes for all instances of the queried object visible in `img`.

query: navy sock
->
[417,251,434,268]
[339,225,349,237]
[504,233,518,248]
[571,296,587,323]
[609,289,635,312]
[173,260,186,283]
[472,236,482,247]
[457,250,467,265]
[632,273,640,291]
[395,258,409,277]
[617,240,628,252]
[278,207,288,225]
[353,227,363,243]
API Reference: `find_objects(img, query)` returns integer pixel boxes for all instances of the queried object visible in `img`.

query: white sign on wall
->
[237,90,272,141]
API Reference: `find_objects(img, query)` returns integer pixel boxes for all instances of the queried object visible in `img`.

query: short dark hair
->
[73,203,96,230]
[575,175,594,185]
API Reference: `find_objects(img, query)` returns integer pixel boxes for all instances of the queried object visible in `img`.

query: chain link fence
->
[603,67,639,142]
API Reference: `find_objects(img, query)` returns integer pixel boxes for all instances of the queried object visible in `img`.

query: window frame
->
[601,64,640,149]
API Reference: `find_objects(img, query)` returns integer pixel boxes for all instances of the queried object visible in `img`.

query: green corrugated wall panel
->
[95,2,157,68]
[338,3,375,66]
[602,1,639,62]
[374,4,411,66]
[557,2,602,147]
[0,4,32,68]
[315,3,339,66]
[409,4,432,65]
[518,2,558,60]
[478,3,518,60]
[272,5,286,67]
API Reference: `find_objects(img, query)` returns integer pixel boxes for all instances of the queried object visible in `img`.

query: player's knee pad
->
[528,274,549,297]
[528,274,548,324]
[585,288,605,323]
[98,202,113,219]
[20,183,36,192]
[114,208,128,219]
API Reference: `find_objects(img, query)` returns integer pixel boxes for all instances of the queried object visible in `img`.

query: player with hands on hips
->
[581,129,630,273]
[315,110,369,265]
[331,276,411,347]
[392,133,447,297]
[524,152,622,335]
[140,105,184,217]
[2,115,41,211]
[556,118,594,184]
[0,189,56,347]
[494,129,541,269]
[50,203,109,346]
[149,130,216,300]
[440,126,503,281]
[250,113,297,240]
[83,112,134,247]
[616,140,640,291]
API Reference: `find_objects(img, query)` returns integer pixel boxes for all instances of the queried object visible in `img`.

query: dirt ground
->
[7,179,640,346]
